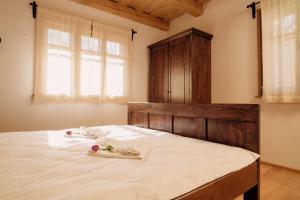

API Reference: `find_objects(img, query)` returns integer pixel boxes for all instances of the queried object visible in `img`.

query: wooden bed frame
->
[128,102,260,200]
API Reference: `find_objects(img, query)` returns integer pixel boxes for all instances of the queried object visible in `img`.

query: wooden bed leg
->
[244,185,259,200]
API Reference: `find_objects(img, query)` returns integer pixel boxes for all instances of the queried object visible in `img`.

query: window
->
[106,41,125,97]
[34,8,131,103]
[261,0,300,103]
[80,36,101,96]
[46,29,72,96]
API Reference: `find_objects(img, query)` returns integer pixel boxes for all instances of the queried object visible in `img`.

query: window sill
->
[31,95,129,105]
[253,95,300,104]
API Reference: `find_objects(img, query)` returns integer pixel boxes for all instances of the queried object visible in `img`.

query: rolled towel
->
[64,127,110,139]
[88,150,142,160]
[64,130,97,139]
[81,126,110,138]
[91,138,150,160]
[113,148,140,156]
[86,128,110,138]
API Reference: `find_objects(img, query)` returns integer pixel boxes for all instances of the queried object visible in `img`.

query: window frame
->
[33,8,131,104]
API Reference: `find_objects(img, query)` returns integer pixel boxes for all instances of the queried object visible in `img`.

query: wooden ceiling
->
[70,0,210,31]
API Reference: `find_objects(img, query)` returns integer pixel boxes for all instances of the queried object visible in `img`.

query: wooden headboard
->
[128,103,260,153]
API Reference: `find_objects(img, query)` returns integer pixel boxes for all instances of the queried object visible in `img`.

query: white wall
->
[0,0,166,132]
[167,0,300,170]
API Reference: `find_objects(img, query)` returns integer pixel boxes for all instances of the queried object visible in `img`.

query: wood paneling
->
[191,35,211,103]
[207,119,259,153]
[173,116,206,139]
[70,0,210,30]
[149,28,213,104]
[128,102,259,153]
[149,113,172,132]
[149,43,169,103]
[70,0,169,30]
[128,103,259,123]
[128,102,260,200]
[130,112,148,128]
[161,0,204,16]
[169,36,190,103]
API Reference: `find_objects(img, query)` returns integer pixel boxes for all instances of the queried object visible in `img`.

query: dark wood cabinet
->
[149,28,213,104]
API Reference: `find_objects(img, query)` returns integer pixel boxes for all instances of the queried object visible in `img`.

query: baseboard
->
[261,161,300,174]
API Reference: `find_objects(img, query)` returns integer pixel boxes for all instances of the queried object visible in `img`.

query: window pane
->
[46,49,72,96]
[273,36,296,89]
[81,36,99,52]
[105,58,124,97]
[48,29,70,47]
[80,54,101,96]
[106,41,120,55]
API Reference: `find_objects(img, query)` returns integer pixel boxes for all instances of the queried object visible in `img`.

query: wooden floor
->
[235,163,300,200]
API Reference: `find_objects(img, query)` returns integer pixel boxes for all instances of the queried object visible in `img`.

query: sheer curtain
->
[261,0,300,103]
[34,8,131,103]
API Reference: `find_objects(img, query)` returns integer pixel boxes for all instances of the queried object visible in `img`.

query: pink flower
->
[91,145,100,152]
[66,130,72,135]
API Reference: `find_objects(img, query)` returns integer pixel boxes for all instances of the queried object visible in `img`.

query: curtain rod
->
[29,2,137,41]
[247,1,260,19]
[131,29,137,42]
[30,1,38,19]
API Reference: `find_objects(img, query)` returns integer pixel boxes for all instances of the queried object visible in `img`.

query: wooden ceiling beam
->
[70,0,170,31]
[161,0,204,17]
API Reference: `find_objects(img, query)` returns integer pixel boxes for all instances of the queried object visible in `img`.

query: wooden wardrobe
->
[148,28,213,104]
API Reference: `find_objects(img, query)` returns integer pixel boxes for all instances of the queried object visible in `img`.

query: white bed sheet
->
[0,125,259,200]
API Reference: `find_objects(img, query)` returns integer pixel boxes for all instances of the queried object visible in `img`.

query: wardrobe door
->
[169,35,190,103]
[191,35,211,103]
[149,43,169,103]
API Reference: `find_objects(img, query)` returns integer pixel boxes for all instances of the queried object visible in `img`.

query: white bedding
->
[0,125,259,200]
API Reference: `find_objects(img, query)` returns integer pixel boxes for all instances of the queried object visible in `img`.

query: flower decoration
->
[90,144,114,153]
[106,145,114,152]
[66,130,72,135]
[91,145,100,152]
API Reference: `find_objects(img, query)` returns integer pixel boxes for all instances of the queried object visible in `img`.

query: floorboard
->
[235,163,300,200]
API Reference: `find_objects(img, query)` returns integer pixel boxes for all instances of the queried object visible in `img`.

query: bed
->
[0,102,260,200]
[128,102,260,200]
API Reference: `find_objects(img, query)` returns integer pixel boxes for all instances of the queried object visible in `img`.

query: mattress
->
[0,125,259,200]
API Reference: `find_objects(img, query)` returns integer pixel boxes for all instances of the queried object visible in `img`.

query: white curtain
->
[261,0,300,103]
[34,8,131,103]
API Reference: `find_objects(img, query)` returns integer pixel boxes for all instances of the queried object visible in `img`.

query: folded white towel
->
[64,127,110,139]
[94,138,150,160]
[88,150,142,160]
[81,126,110,138]
[64,133,97,139]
